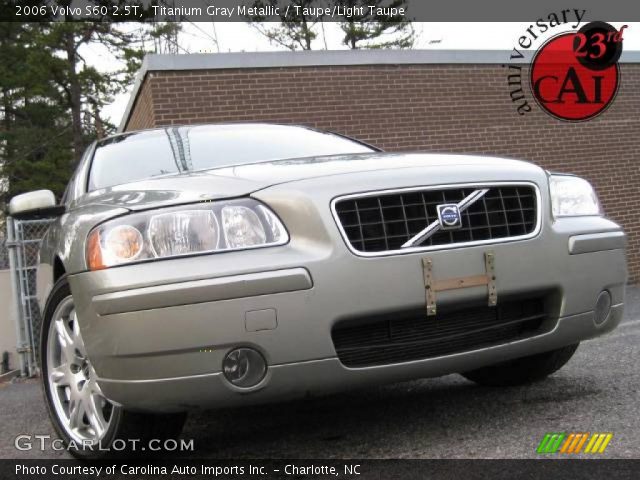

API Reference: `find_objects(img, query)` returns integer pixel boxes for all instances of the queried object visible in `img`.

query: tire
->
[461,343,580,387]
[40,277,187,459]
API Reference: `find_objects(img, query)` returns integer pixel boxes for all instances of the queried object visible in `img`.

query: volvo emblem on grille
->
[401,188,489,248]
[437,204,462,230]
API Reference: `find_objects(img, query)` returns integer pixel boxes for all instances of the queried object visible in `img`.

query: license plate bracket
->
[422,251,497,317]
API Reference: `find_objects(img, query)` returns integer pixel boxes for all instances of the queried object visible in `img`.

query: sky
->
[97,22,639,125]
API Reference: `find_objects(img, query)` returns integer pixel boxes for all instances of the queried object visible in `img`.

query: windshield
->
[88,124,376,190]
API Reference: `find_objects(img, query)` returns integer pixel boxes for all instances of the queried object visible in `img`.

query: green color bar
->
[537,433,566,454]
[543,434,559,453]
[537,433,553,454]
[548,433,566,453]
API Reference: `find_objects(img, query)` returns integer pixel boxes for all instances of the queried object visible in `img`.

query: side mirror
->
[8,190,66,219]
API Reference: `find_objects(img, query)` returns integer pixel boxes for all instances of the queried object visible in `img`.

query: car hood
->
[76,172,271,211]
[77,152,537,211]
[209,152,537,183]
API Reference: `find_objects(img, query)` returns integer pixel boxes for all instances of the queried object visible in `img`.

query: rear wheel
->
[461,344,579,387]
[41,278,186,459]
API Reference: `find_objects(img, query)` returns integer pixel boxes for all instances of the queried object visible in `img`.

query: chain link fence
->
[6,216,55,376]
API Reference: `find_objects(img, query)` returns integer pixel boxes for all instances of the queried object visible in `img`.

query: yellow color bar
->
[585,433,614,454]
[598,434,613,453]
[591,434,606,453]
[584,434,599,453]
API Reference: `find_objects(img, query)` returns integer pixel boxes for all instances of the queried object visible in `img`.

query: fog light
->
[222,348,267,388]
[594,290,612,326]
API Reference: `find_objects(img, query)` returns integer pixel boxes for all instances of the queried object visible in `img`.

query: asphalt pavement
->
[1,287,639,460]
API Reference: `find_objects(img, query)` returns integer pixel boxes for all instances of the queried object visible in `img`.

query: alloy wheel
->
[46,296,114,444]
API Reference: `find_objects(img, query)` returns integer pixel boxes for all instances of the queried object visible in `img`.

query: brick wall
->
[124,62,640,282]
[126,77,155,131]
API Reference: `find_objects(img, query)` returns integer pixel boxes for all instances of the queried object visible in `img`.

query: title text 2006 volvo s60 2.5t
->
[9,124,626,457]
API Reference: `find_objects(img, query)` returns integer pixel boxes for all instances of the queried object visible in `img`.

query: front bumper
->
[68,215,626,412]
[89,307,623,412]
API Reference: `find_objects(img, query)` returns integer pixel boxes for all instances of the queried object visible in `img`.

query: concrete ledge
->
[0,369,20,383]
[144,49,528,70]
[143,49,640,71]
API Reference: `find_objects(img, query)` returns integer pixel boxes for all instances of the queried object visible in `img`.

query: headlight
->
[86,199,288,270]
[221,205,266,248]
[549,174,603,218]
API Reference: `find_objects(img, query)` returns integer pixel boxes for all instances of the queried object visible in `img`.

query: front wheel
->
[41,278,186,459]
[461,344,580,387]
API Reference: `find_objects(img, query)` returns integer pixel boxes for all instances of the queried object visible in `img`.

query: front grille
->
[334,185,538,253]
[332,298,547,368]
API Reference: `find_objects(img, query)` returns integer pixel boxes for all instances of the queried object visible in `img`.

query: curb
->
[0,369,21,383]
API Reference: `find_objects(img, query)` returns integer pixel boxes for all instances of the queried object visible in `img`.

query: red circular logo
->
[530,32,620,121]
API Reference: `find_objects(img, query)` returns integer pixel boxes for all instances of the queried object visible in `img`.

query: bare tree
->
[337,0,414,49]
[246,0,323,50]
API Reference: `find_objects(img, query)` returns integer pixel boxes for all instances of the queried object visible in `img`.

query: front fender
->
[36,205,129,312]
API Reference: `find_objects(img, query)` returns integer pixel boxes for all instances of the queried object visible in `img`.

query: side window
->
[60,182,71,206]
[61,166,80,206]
[69,143,96,203]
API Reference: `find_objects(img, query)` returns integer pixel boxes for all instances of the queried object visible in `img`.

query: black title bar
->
[2,0,640,22]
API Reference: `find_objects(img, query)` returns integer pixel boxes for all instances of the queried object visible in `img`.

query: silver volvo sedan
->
[9,123,627,458]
